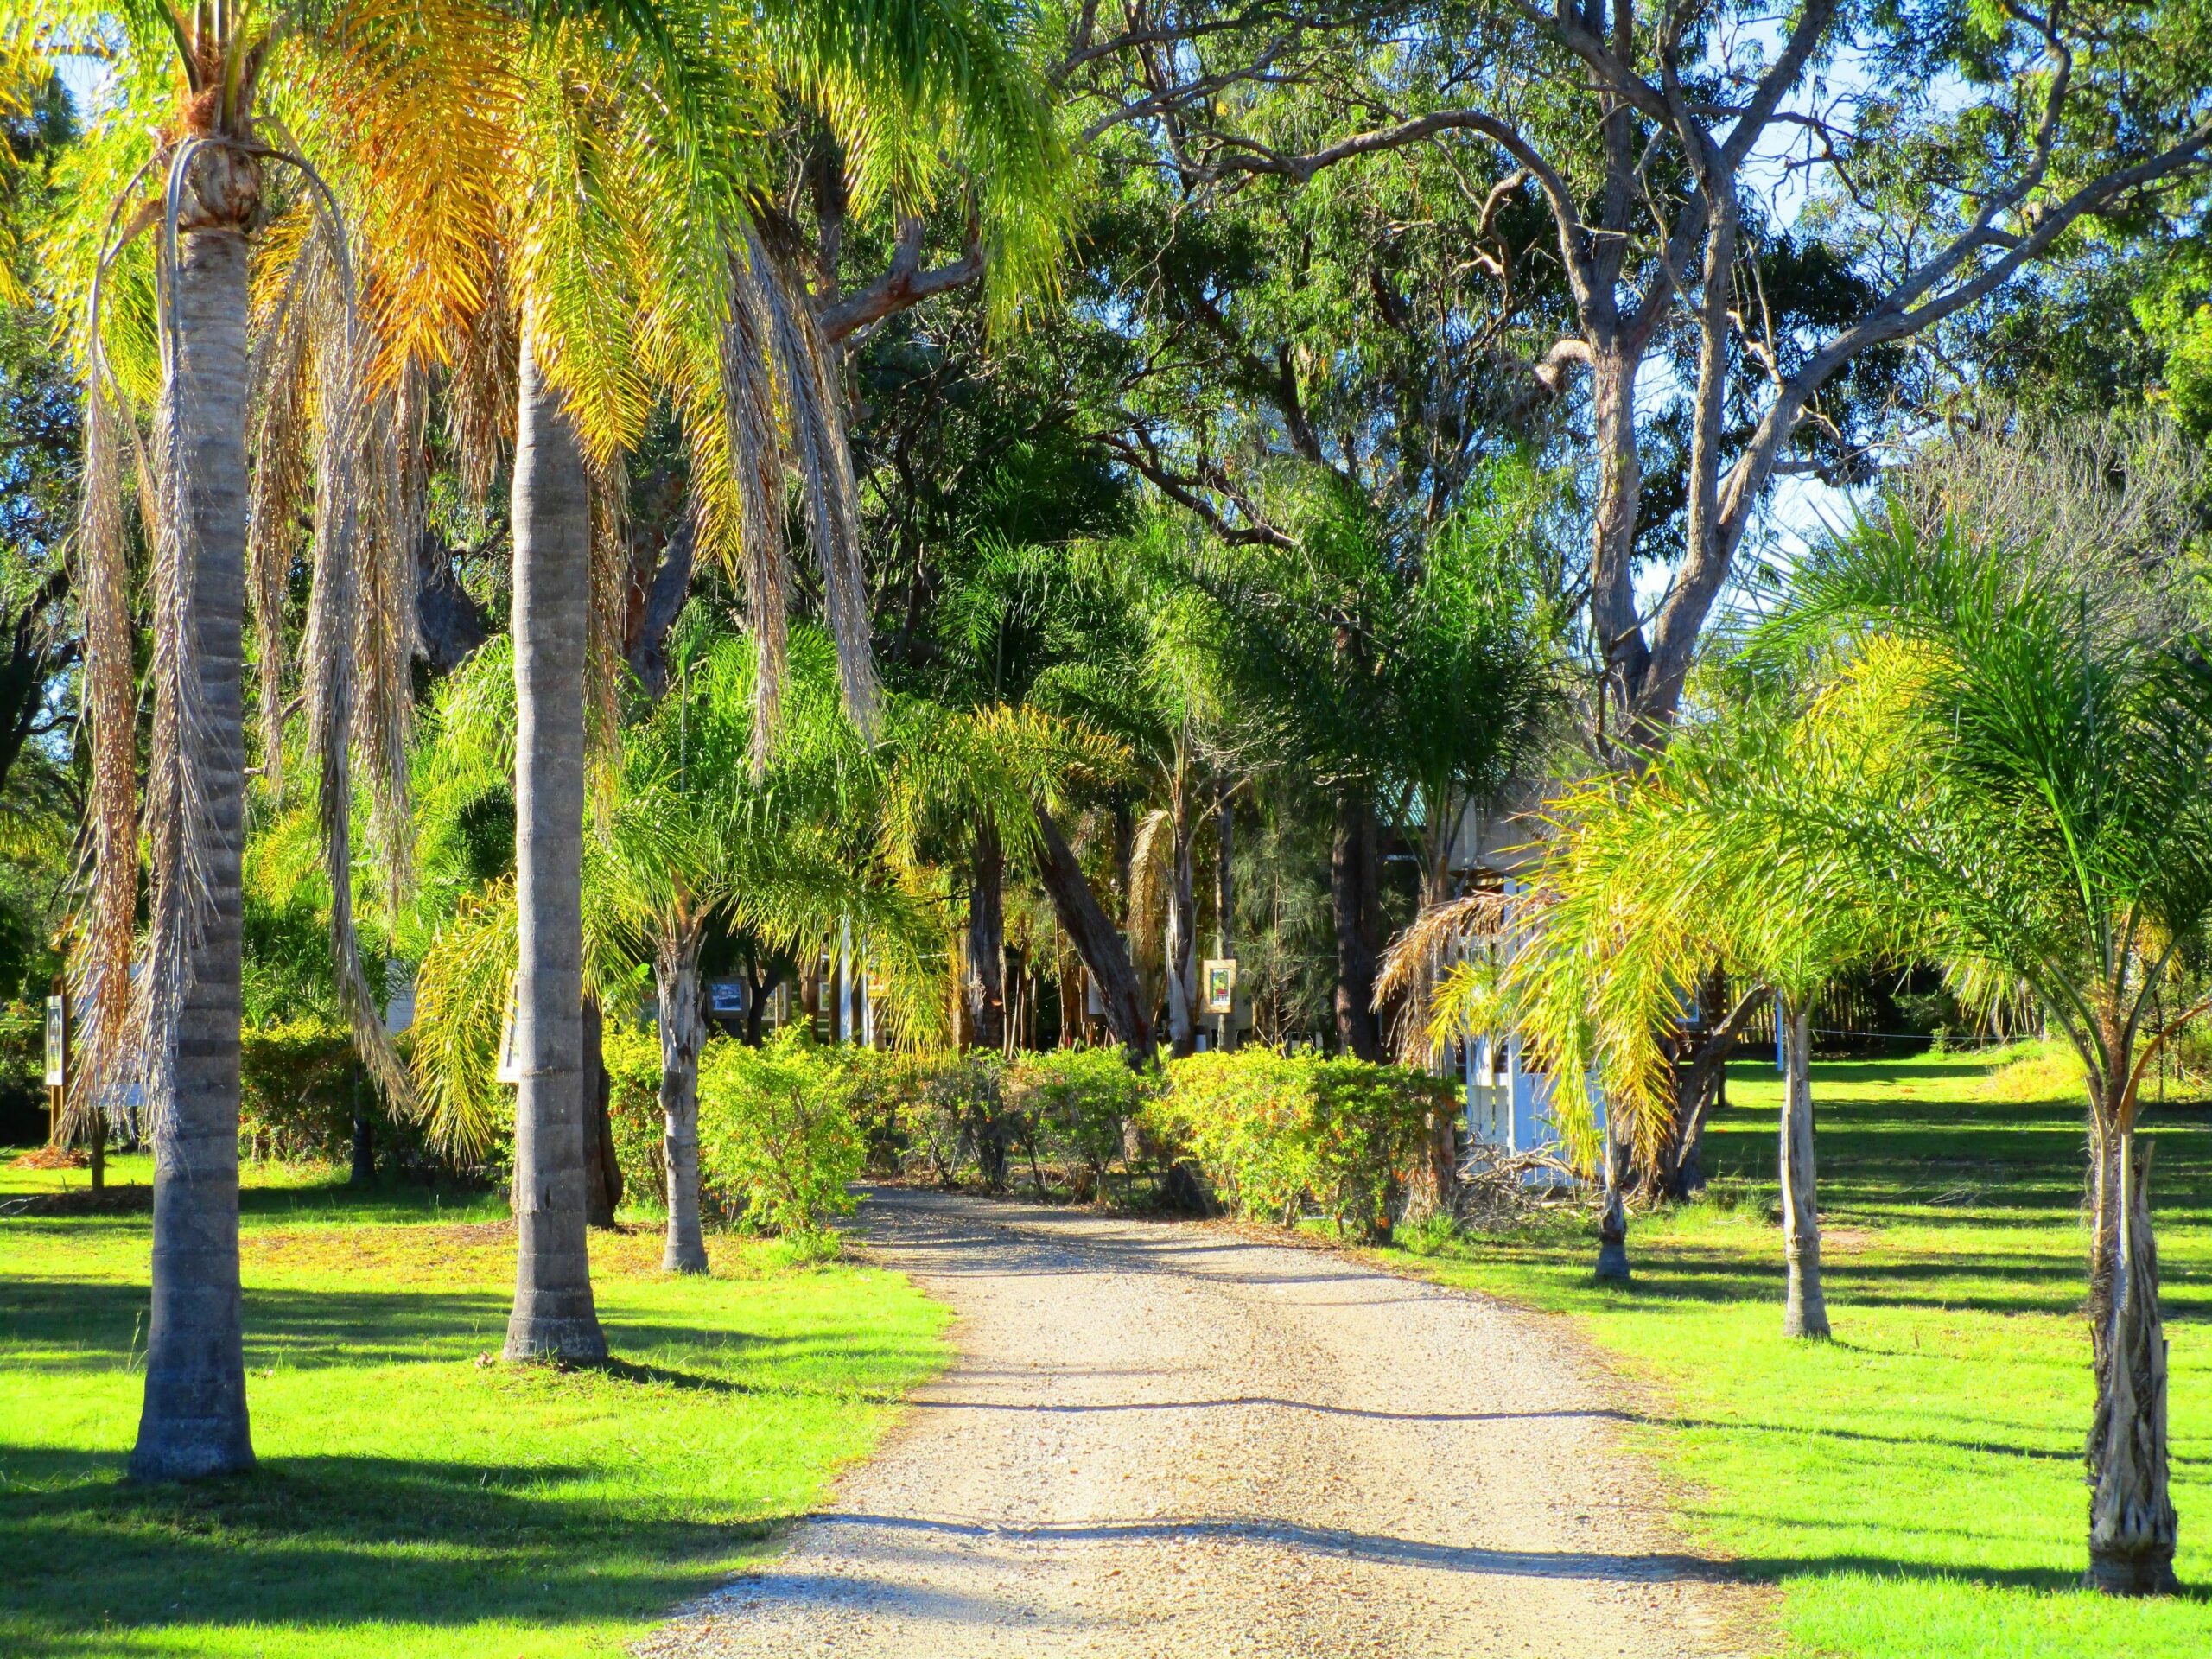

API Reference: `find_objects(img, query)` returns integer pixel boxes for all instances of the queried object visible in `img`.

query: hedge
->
[1144,1050,1459,1236]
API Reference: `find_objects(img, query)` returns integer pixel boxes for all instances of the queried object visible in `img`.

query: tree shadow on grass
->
[0,1444,779,1654]
[2,1279,514,1370]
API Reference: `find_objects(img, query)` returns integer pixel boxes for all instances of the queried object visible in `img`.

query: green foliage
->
[696,1032,867,1236]
[1007,1046,1152,1196]
[237,1020,360,1164]
[1145,1050,1457,1236]
[895,1050,1013,1187]
[602,1018,667,1205]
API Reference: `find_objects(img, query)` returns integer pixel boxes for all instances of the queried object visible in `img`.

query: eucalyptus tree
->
[29,1,505,1481]
[1688,419,2211,1592]
[1050,0,2212,752]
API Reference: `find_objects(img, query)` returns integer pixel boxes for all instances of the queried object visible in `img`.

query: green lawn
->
[0,1153,949,1657]
[1384,1045,2212,1658]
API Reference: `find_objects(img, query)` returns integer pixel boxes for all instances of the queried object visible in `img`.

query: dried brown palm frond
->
[294,202,411,1113]
[346,359,424,909]
[1126,806,1173,988]
[244,215,324,804]
[67,242,141,1141]
[446,257,516,508]
[1375,892,1510,1065]
[715,235,791,768]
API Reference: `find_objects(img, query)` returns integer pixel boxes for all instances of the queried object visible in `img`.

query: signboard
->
[707,979,748,1017]
[42,995,64,1089]
[495,984,521,1084]
[1202,958,1238,1016]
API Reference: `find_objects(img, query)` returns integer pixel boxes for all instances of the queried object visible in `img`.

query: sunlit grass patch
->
[0,1158,948,1657]
[1385,1046,2212,1659]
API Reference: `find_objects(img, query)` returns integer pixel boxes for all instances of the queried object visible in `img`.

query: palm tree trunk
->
[1594,1114,1631,1282]
[658,923,709,1274]
[969,820,1007,1052]
[1165,791,1197,1058]
[1331,791,1381,1061]
[1779,1000,1829,1338]
[130,223,255,1483]
[580,996,620,1228]
[502,336,607,1364]
[2086,1122,2177,1593]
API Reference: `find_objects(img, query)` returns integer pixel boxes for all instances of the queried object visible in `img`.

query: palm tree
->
[38,3,493,1480]
[601,626,939,1271]
[493,0,1065,1357]
[1190,467,1564,1061]
[1681,419,2209,1592]
[1441,678,1885,1325]
[918,539,1138,1053]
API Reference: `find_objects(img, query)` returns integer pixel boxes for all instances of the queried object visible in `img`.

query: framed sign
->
[42,994,65,1089]
[707,979,748,1017]
[1202,958,1237,1016]
[495,984,522,1084]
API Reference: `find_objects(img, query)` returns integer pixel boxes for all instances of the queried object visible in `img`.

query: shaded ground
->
[646,1187,1750,1659]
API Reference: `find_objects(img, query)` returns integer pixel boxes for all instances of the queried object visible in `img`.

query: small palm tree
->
[1674,419,2209,1592]
[601,626,942,1270]
[1455,677,1887,1325]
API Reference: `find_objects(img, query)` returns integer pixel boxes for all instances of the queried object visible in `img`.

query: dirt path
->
[643,1188,1749,1659]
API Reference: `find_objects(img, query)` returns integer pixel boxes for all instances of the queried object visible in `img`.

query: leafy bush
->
[696,1030,866,1234]
[896,1052,1014,1188]
[238,1019,361,1161]
[603,1020,668,1205]
[1145,1050,1459,1237]
[236,1019,447,1171]
[1007,1047,1153,1198]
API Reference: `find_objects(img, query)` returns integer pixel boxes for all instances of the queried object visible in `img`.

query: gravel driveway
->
[642,1187,1749,1659]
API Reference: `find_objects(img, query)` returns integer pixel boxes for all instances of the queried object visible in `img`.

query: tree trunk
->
[2086,1126,2177,1593]
[1165,791,1197,1058]
[1213,779,1236,1052]
[130,223,256,1483]
[968,820,1007,1052]
[1779,1001,1829,1339]
[658,925,709,1274]
[799,950,822,1037]
[348,1076,374,1186]
[1033,803,1152,1065]
[580,995,620,1228]
[502,336,607,1364]
[1331,791,1380,1061]
[1594,1115,1632,1282]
